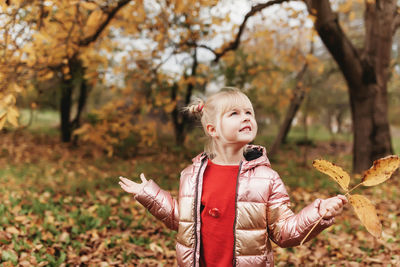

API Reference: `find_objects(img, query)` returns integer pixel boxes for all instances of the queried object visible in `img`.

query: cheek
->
[252,119,258,129]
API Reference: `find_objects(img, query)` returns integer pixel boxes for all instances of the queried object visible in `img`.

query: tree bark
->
[171,48,198,145]
[57,0,130,142]
[270,63,308,155]
[60,57,88,143]
[60,75,73,142]
[303,0,395,173]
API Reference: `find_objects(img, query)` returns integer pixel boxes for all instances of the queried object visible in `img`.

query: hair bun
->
[184,98,204,117]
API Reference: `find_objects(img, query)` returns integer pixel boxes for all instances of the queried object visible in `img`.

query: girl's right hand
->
[119,173,148,196]
[319,194,348,219]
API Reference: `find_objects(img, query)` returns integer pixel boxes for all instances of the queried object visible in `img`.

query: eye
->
[246,111,252,115]
[230,111,238,116]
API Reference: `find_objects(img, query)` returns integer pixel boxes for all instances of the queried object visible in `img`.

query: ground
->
[0,130,399,266]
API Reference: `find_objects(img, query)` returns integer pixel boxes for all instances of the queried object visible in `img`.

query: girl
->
[119,88,347,267]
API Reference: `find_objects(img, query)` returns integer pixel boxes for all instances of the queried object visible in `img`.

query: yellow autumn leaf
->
[338,1,352,13]
[312,159,350,191]
[73,123,92,136]
[7,106,19,127]
[80,2,98,10]
[6,226,20,235]
[164,101,176,113]
[349,194,382,238]
[87,9,104,28]
[3,94,16,105]
[41,71,54,81]
[0,112,6,130]
[362,155,400,186]
[349,11,356,21]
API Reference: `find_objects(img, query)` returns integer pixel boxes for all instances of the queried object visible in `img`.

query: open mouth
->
[239,126,251,132]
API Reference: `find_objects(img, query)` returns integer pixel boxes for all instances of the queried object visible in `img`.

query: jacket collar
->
[191,145,271,172]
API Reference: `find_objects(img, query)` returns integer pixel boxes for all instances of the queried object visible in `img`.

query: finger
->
[119,182,130,192]
[140,173,147,183]
[119,182,135,194]
[324,208,333,218]
[118,178,130,187]
[119,176,130,183]
[337,194,348,204]
[119,176,136,186]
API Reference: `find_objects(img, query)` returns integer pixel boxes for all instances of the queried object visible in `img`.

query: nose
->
[243,113,250,122]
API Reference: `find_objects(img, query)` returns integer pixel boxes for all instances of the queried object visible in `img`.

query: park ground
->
[0,111,399,266]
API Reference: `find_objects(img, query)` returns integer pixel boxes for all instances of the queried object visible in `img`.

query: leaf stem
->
[300,210,329,246]
[345,182,363,196]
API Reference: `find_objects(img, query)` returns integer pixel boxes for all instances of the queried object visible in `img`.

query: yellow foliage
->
[312,159,350,191]
[0,112,6,129]
[362,155,400,186]
[0,93,19,129]
[164,101,177,113]
[6,106,19,127]
[349,11,356,21]
[338,1,353,14]
[86,10,105,28]
[40,71,54,81]
[349,194,382,238]
[80,2,98,11]
[311,155,398,240]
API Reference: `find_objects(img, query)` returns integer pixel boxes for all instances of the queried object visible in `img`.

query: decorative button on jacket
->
[135,145,334,266]
[208,208,220,218]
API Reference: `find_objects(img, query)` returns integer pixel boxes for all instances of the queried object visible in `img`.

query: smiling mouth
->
[239,126,251,132]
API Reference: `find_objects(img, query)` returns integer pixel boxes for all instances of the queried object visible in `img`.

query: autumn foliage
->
[310,156,400,239]
[1,0,400,265]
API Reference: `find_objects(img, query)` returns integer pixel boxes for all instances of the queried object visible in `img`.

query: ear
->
[206,123,217,137]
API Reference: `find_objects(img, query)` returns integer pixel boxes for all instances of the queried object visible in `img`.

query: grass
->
[18,109,59,136]
[393,136,400,155]
[2,109,400,265]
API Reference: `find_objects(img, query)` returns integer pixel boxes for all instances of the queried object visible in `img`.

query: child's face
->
[214,102,257,147]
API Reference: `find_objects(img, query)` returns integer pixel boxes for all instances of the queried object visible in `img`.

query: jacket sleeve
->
[267,172,334,248]
[134,179,179,231]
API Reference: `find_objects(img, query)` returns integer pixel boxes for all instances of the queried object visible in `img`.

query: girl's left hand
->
[119,173,148,197]
[319,195,348,219]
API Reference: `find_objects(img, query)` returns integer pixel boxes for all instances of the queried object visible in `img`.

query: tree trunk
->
[171,49,198,146]
[60,77,73,142]
[60,56,88,143]
[304,0,395,173]
[270,63,308,155]
[72,76,88,145]
[335,109,344,134]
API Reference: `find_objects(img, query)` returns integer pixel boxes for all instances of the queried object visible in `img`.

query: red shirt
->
[200,159,239,267]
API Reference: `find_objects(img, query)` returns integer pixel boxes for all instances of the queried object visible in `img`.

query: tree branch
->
[185,0,293,63]
[302,0,363,90]
[213,0,293,62]
[393,6,400,35]
[79,0,131,46]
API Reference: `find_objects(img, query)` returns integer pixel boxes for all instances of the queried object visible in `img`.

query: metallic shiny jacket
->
[135,145,334,266]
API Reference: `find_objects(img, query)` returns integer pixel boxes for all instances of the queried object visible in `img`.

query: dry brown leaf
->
[362,155,400,186]
[349,194,382,238]
[6,226,20,235]
[312,159,350,191]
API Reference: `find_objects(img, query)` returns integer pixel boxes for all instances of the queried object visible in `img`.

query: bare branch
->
[213,0,293,62]
[185,0,293,62]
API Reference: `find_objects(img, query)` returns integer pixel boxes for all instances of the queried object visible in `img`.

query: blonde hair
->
[184,87,254,158]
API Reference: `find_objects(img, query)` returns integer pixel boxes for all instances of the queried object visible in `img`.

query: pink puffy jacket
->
[135,145,334,266]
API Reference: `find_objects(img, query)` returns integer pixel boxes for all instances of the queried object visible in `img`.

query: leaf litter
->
[0,132,399,266]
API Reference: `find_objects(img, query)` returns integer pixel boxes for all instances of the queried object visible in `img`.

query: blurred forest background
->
[0,0,399,266]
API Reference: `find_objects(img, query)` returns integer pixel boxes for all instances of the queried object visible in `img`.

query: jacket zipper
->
[193,159,206,267]
[232,161,243,267]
